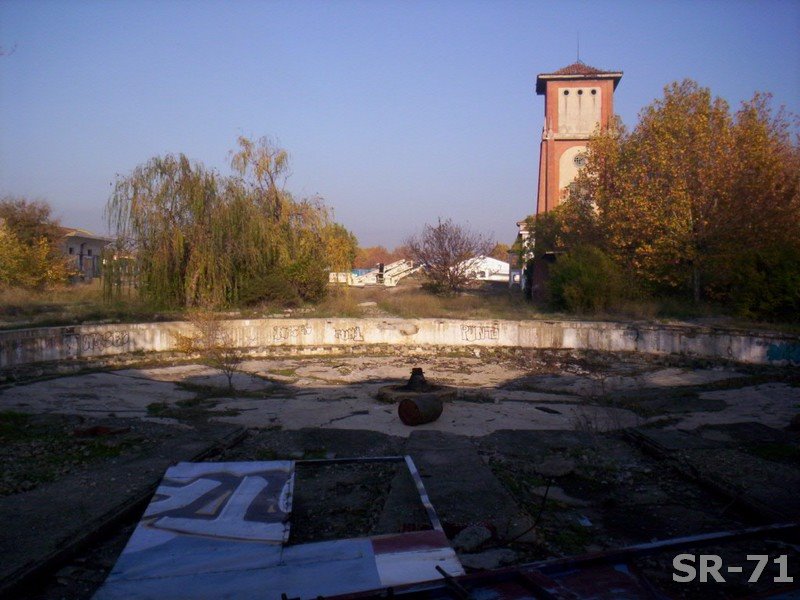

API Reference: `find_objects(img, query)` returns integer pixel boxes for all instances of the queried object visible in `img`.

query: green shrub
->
[237,269,302,307]
[548,245,631,313]
[727,247,800,322]
[286,257,328,303]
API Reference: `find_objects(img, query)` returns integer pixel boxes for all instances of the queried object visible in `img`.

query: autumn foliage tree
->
[354,246,392,269]
[489,242,511,262]
[353,246,409,269]
[542,80,800,320]
[0,196,69,289]
[323,223,358,272]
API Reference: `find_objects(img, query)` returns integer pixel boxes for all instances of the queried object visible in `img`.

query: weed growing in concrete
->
[175,309,244,390]
[548,520,593,554]
[270,367,298,378]
[747,443,800,466]
[146,398,240,422]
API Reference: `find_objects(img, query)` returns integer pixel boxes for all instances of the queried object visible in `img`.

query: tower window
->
[591,89,597,95]
[563,90,569,95]
[578,89,584,95]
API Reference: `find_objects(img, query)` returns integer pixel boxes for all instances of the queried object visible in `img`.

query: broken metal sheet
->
[323,522,800,599]
[144,460,292,543]
[94,461,294,599]
[94,457,463,600]
[373,530,463,587]
[526,563,661,599]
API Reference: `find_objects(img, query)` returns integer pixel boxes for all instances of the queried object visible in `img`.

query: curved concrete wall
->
[1,318,799,370]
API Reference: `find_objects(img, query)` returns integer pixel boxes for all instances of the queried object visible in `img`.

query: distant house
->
[58,227,112,281]
[459,256,510,283]
[510,218,533,289]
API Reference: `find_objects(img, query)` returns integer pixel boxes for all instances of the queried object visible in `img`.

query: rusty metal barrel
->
[398,394,443,426]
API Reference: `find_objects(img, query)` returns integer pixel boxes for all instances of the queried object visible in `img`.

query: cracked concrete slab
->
[668,383,800,430]
[117,365,275,392]
[406,431,535,540]
[0,372,195,418]
[208,395,641,437]
[640,367,743,387]
[240,356,531,388]
[504,367,744,397]
[1,357,795,435]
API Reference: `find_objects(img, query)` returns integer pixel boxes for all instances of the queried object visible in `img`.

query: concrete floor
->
[2,355,797,436]
[3,352,798,599]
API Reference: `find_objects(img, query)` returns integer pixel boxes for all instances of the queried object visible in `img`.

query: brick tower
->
[535,62,622,214]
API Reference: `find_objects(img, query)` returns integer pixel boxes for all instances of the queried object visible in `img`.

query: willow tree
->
[107,137,351,308]
[107,154,218,307]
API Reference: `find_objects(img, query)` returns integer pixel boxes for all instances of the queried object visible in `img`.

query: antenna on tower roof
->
[577,31,582,63]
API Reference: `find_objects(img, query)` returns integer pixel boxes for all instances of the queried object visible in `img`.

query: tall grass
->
[0,281,178,329]
[2,279,797,334]
[376,287,547,320]
[305,287,364,318]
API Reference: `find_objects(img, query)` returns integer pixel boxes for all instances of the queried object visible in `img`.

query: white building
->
[459,256,510,282]
[58,227,112,281]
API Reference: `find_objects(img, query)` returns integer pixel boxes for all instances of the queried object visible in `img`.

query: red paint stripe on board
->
[371,530,450,555]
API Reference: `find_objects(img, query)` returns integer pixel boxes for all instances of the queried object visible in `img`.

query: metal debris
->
[94,456,463,599]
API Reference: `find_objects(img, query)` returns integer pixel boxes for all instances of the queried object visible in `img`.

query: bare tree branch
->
[404,218,493,294]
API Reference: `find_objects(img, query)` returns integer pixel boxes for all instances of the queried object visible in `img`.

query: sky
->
[1,1,799,249]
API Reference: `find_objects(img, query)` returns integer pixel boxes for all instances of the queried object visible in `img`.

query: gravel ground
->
[1,412,175,497]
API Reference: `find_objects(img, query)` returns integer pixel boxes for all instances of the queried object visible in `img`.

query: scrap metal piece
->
[404,455,444,533]
[144,461,294,543]
[399,395,444,426]
[95,456,463,600]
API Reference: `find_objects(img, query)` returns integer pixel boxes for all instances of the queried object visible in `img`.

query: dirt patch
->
[219,427,406,461]
[1,419,244,600]
[481,430,753,558]
[289,461,401,544]
[2,412,158,496]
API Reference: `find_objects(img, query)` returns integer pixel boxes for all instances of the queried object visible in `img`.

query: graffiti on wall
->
[334,326,364,342]
[460,324,499,342]
[80,331,131,351]
[60,330,131,354]
[767,343,800,365]
[272,325,312,342]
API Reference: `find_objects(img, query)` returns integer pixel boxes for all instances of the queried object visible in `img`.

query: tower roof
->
[536,62,622,94]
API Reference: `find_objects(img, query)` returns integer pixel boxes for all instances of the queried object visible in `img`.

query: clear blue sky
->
[1,0,798,248]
